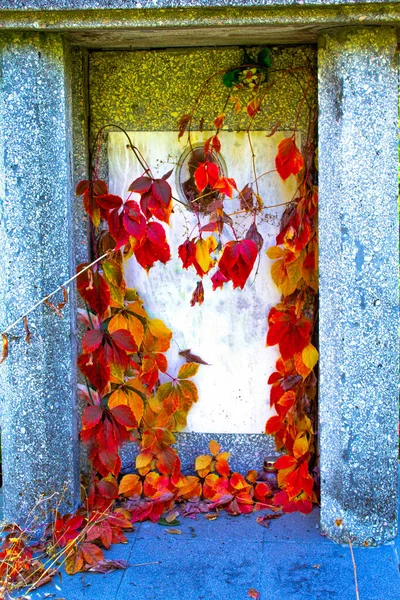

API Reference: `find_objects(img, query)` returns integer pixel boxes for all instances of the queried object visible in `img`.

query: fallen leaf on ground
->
[256,514,281,528]
[165,528,182,535]
[204,513,218,521]
[86,559,129,573]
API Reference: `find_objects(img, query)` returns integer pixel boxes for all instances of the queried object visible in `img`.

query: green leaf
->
[102,259,123,287]
[258,48,271,68]
[178,362,200,379]
[222,69,241,88]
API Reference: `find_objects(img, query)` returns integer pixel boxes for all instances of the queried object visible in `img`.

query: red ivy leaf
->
[76,265,110,318]
[111,405,137,429]
[152,179,172,207]
[178,239,196,269]
[275,137,304,181]
[82,405,103,429]
[110,329,137,353]
[266,306,312,361]
[134,222,171,271]
[82,329,104,353]
[211,270,228,290]
[78,346,110,393]
[194,162,219,192]
[218,240,258,289]
[128,176,152,193]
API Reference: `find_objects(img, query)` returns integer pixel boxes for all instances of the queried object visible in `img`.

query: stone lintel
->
[318,25,399,545]
[0,32,80,523]
[0,5,398,48]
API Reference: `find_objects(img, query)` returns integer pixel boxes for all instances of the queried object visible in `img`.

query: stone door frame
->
[0,4,398,546]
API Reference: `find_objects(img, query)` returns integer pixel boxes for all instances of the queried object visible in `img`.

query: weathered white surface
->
[108,131,298,433]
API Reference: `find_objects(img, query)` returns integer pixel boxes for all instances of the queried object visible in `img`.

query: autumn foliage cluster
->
[0,49,319,590]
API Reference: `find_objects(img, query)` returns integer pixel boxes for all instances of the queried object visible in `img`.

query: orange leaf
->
[119,474,143,497]
[65,546,84,575]
[275,137,304,181]
[213,113,225,129]
[81,542,104,567]
[293,431,309,460]
[209,440,221,456]
[294,352,311,379]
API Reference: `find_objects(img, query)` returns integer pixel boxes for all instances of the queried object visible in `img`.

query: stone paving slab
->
[9,508,399,600]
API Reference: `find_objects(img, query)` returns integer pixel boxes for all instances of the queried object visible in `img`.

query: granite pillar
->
[0,33,80,522]
[318,26,399,545]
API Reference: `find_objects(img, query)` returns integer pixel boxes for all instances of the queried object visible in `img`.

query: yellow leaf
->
[297,415,313,433]
[209,440,221,456]
[271,259,297,297]
[266,245,284,260]
[148,318,172,341]
[286,251,305,287]
[217,451,230,461]
[302,344,319,370]
[109,363,125,384]
[195,238,214,273]
[178,362,199,379]
[293,431,309,459]
[108,388,129,409]
[126,314,144,348]
[136,451,153,470]
[108,313,128,334]
[207,235,217,252]
[195,454,213,471]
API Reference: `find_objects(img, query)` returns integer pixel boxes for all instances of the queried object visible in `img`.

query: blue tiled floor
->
[1,471,399,600]
[2,505,397,600]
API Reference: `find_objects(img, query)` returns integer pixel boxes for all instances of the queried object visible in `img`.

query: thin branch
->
[1,251,112,337]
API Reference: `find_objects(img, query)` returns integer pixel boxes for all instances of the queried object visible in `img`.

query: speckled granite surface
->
[0,0,398,10]
[0,33,80,523]
[318,26,399,545]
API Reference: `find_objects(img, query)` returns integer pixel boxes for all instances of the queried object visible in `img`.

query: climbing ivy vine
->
[0,47,319,590]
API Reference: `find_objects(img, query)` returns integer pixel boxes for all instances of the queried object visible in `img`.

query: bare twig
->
[0,251,112,338]
[335,519,360,600]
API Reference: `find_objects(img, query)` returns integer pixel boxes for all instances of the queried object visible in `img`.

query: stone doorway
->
[0,22,397,547]
[87,44,317,471]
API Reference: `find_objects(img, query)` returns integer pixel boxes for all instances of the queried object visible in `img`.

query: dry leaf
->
[86,559,129,573]
[44,298,63,319]
[23,316,32,344]
[204,513,218,521]
[58,286,69,310]
[165,510,180,523]
[165,528,182,535]
[178,349,209,365]
[0,333,9,364]
[266,121,282,137]
[248,588,260,599]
